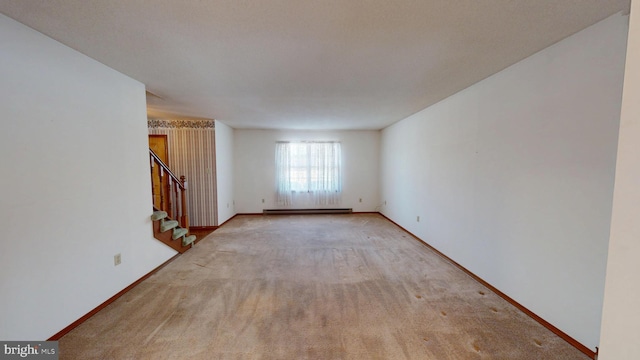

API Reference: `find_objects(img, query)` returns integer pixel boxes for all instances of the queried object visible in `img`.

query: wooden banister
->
[150,149,189,229]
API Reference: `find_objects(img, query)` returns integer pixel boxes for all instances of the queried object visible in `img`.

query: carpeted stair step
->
[172,227,188,240]
[160,219,179,232]
[182,235,196,247]
[151,211,168,221]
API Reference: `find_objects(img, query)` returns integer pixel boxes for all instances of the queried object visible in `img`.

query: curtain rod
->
[276,141,340,143]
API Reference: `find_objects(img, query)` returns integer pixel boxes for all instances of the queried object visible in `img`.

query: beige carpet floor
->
[60,214,589,359]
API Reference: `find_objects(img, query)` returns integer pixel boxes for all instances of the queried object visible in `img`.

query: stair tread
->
[151,211,168,221]
[182,235,196,247]
[160,219,179,232]
[172,227,188,240]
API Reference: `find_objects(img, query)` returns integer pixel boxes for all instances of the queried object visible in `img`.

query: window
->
[275,141,342,206]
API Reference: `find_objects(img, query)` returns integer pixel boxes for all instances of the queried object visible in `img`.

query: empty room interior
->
[2,1,640,359]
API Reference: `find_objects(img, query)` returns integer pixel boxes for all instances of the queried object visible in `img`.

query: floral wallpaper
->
[148,119,215,129]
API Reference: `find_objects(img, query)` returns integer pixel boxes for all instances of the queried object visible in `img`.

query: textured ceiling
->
[0,0,630,130]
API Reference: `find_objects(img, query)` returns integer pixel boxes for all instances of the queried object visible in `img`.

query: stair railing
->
[149,149,189,229]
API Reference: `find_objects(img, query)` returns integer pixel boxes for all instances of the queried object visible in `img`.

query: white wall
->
[599,1,640,358]
[0,14,176,340]
[215,120,236,224]
[234,130,380,213]
[380,13,627,351]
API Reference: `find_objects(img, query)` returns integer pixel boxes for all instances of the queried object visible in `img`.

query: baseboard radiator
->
[263,208,353,215]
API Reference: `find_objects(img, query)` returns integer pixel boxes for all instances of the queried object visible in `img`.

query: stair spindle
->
[168,178,174,219]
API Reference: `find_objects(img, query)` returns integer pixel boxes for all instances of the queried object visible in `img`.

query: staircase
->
[149,148,196,254]
[151,210,196,253]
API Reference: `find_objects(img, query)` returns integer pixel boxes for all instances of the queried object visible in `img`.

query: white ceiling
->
[0,1,630,130]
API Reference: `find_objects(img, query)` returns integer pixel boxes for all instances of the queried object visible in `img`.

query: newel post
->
[180,175,189,229]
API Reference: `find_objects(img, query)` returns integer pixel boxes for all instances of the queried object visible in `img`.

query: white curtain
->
[275,141,342,206]
[275,142,293,206]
